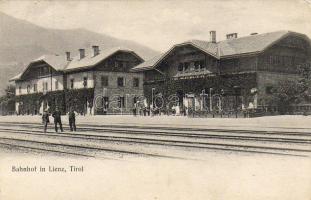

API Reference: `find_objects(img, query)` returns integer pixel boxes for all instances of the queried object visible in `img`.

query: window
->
[133,78,139,87]
[27,85,30,93]
[184,62,189,71]
[118,61,123,68]
[265,86,273,94]
[70,79,74,89]
[178,63,183,72]
[93,75,97,87]
[115,61,123,68]
[83,77,88,88]
[55,81,59,90]
[270,55,283,65]
[189,62,195,71]
[101,76,109,87]
[194,61,200,70]
[291,57,295,65]
[122,62,127,68]
[211,59,217,66]
[200,60,205,69]
[43,67,49,74]
[277,56,282,64]
[44,82,48,91]
[118,97,125,108]
[42,82,48,92]
[102,97,109,109]
[33,84,37,92]
[117,77,124,87]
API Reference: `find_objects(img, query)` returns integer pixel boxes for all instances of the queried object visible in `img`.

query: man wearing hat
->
[52,107,63,132]
[68,107,77,132]
[42,109,50,133]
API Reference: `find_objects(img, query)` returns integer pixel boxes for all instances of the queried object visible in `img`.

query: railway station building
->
[131,31,311,116]
[10,46,144,115]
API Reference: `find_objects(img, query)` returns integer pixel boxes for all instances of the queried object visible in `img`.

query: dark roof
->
[132,30,311,71]
[131,54,164,72]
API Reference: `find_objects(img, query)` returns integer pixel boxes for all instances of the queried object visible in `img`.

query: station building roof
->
[131,30,311,72]
[10,46,144,81]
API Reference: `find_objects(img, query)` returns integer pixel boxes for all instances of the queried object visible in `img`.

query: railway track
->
[0,122,310,158]
[1,121,311,140]
[0,121,310,136]
[0,142,95,158]
[0,136,183,160]
[0,126,311,149]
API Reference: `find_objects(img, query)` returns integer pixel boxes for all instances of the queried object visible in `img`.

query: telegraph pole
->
[209,88,213,112]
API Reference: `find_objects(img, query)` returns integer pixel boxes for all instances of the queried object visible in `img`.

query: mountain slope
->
[0,12,159,95]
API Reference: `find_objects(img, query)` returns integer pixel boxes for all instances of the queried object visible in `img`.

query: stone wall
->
[93,71,144,114]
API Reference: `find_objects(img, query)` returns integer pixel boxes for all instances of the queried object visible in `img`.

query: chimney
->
[79,49,85,59]
[226,33,238,39]
[250,32,258,35]
[210,31,216,43]
[92,45,100,56]
[65,52,71,61]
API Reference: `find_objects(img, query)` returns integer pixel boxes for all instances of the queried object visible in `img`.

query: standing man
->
[42,109,50,133]
[68,108,76,132]
[52,107,63,132]
[133,102,137,116]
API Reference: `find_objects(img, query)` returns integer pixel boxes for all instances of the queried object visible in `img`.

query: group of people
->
[42,107,77,133]
[132,102,152,116]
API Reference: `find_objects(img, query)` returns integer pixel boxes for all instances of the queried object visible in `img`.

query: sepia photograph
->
[0,0,311,199]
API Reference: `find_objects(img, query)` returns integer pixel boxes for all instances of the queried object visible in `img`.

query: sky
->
[0,0,311,52]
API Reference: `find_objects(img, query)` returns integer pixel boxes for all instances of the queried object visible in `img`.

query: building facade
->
[132,31,311,116]
[10,46,144,115]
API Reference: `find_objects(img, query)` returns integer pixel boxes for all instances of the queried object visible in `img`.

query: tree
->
[270,80,305,114]
[0,85,16,115]
[262,62,311,114]
[298,62,311,102]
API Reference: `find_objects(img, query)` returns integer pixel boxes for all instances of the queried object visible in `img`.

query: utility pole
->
[152,88,155,109]
[50,68,53,92]
[209,88,213,112]
[201,89,206,110]
[233,86,240,118]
